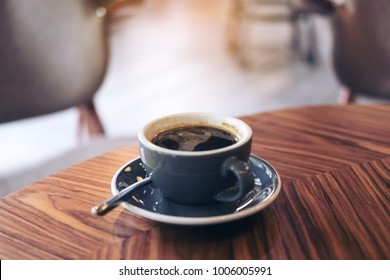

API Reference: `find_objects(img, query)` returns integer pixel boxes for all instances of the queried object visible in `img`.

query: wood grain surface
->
[0,104,389,259]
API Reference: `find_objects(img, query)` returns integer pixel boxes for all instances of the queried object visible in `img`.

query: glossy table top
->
[0,104,389,259]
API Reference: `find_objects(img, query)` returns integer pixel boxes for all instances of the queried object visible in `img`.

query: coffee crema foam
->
[151,125,238,151]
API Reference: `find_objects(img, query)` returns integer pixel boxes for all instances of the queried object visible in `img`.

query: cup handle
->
[214,156,254,202]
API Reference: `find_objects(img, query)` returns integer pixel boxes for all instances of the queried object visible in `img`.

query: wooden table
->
[0,104,389,259]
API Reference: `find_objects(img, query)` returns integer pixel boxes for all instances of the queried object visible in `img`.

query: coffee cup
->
[138,112,254,205]
[92,113,255,216]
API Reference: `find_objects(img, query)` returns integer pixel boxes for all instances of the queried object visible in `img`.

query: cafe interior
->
[0,0,389,263]
[0,0,388,198]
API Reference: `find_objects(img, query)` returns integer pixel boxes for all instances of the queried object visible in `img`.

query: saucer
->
[111,155,281,225]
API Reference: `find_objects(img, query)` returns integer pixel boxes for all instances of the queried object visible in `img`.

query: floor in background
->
[0,0,342,195]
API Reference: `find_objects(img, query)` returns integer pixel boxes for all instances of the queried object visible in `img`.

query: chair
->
[292,0,390,103]
[226,0,319,68]
[0,0,107,138]
[0,0,141,197]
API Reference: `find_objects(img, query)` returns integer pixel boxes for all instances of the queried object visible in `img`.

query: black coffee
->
[152,125,238,151]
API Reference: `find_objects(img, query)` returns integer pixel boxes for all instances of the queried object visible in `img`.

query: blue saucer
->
[111,155,281,225]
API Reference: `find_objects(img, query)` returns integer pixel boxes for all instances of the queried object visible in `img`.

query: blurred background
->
[0,0,384,196]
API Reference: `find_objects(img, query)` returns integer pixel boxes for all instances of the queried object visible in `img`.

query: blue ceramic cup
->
[138,113,254,205]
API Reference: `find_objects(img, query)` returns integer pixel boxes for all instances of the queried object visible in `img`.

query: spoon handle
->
[91,177,152,216]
